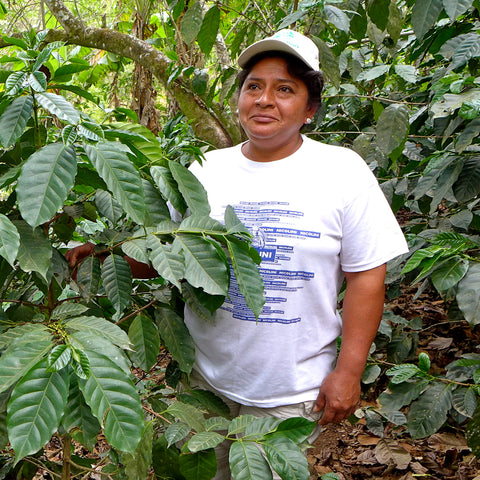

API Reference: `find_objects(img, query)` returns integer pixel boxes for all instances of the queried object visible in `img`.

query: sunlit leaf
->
[79,349,144,453]
[0,95,33,148]
[229,441,272,480]
[197,5,220,55]
[35,92,80,124]
[0,214,19,267]
[180,1,203,45]
[17,143,77,228]
[85,142,146,224]
[101,254,132,316]
[7,358,69,462]
[128,315,160,371]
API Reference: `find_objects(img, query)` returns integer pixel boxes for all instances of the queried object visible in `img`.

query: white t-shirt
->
[185,136,408,407]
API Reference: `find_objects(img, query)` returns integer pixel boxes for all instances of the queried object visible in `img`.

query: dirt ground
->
[306,284,480,480]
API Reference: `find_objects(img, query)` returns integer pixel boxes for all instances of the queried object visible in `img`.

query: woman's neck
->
[241,135,303,162]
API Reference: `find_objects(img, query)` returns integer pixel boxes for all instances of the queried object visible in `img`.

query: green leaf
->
[227,239,265,319]
[379,379,430,411]
[453,156,480,203]
[122,237,149,265]
[76,256,101,302]
[65,315,132,350]
[7,358,69,462]
[79,349,144,453]
[443,0,474,20]
[466,402,480,457]
[407,383,453,438]
[0,323,50,349]
[47,345,72,372]
[166,423,191,447]
[17,143,77,228]
[155,307,195,374]
[180,1,204,45]
[5,71,27,96]
[229,441,272,480]
[152,436,184,479]
[101,254,132,316]
[185,431,225,453]
[151,165,188,215]
[324,5,350,32]
[61,374,100,451]
[225,205,250,237]
[263,436,310,480]
[69,331,131,375]
[269,417,315,444]
[178,215,226,234]
[0,214,19,266]
[386,364,423,384]
[179,449,217,480]
[312,37,340,88]
[0,328,53,394]
[128,315,160,371]
[367,0,391,31]
[35,92,80,124]
[123,421,154,480]
[197,6,220,55]
[411,0,444,41]
[456,263,480,326]
[412,154,456,200]
[169,161,210,216]
[166,401,206,433]
[377,104,409,155]
[245,417,283,440]
[394,65,417,84]
[456,117,480,153]
[357,65,390,82]
[174,234,229,296]
[14,220,52,281]
[452,387,477,418]
[0,95,33,148]
[147,234,185,289]
[142,179,171,227]
[448,33,480,72]
[430,256,468,291]
[95,189,123,223]
[418,352,431,373]
[27,71,47,92]
[85,142,146,224]
[228,415,256,435]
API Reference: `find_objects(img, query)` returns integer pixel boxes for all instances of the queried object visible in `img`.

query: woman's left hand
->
[313,369,360,425]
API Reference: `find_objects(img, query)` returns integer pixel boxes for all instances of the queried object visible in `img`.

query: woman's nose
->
[255,89,274,106]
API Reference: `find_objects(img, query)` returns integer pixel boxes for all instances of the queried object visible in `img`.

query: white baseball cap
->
[237,29,320,72]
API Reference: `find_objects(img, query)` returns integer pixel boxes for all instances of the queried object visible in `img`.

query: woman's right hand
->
[65,242,96,271]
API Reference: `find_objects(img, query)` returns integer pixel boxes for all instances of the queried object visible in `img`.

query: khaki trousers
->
[189,370,323,480]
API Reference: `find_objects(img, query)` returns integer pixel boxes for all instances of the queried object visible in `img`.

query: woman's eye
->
[279,86,293,93]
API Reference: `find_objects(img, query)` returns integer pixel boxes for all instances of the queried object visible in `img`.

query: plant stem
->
[62,434,72,480]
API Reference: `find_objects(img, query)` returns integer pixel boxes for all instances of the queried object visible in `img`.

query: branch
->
[36,0,236,148]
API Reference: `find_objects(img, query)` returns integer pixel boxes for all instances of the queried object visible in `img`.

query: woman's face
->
[238,56,316,153]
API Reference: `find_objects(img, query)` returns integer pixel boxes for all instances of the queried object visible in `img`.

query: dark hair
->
[237,51,324,110]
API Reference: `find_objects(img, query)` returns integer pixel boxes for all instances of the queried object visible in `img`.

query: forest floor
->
[308,286,480,480]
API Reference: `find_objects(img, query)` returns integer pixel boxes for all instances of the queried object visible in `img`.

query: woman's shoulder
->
[303,137,373,176]
[190,144,243,174]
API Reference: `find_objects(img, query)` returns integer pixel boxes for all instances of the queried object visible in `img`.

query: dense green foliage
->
[0,0,479,478]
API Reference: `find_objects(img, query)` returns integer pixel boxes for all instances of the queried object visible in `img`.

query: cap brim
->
[238,39,315,71]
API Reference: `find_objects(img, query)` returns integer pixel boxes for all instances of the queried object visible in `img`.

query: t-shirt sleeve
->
[339,179,409,272]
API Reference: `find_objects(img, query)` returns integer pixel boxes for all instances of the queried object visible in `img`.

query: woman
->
[68,30,408,478]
